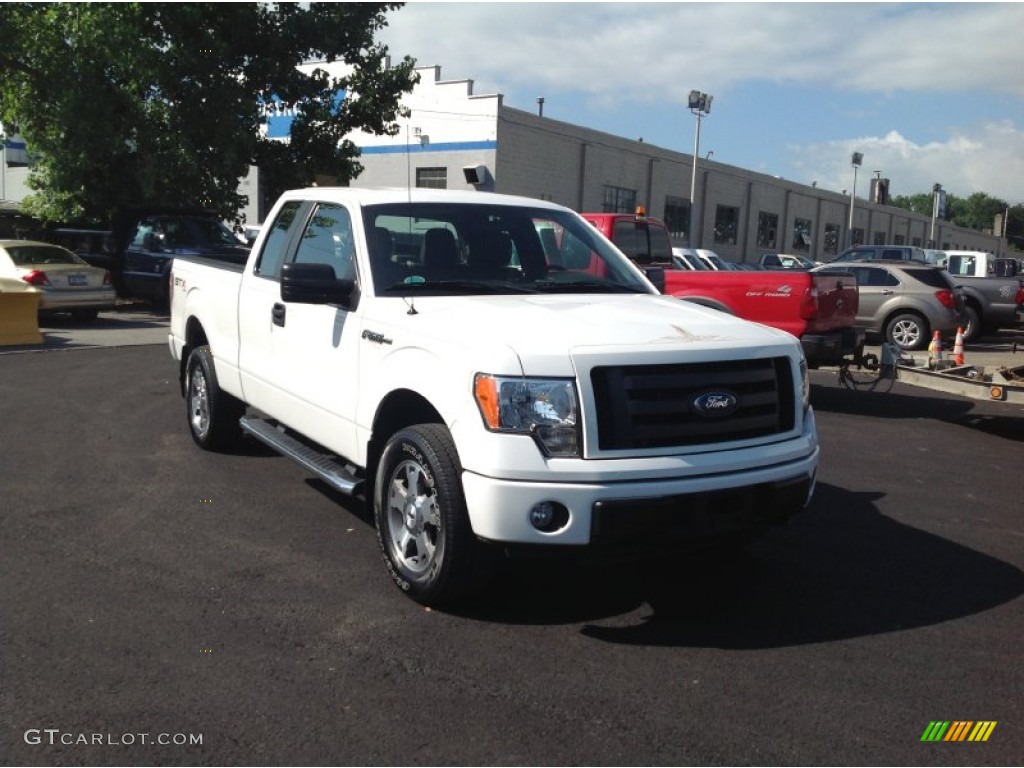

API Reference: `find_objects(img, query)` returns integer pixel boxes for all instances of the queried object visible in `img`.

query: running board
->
[240,416,363,496]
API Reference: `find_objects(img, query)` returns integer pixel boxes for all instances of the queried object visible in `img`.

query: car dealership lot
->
[1,333,1021,765]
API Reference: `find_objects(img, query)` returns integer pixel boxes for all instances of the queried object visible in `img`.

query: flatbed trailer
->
[895,360,1024,404]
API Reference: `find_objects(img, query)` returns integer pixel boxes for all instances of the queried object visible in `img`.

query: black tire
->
[184,345,244,450]
[374,424,493,607]
[885,312,928,351]
[70,308,99,322]
[961,305,982,343]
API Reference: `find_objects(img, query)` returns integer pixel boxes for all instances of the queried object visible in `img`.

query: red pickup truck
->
[582,211,863,367]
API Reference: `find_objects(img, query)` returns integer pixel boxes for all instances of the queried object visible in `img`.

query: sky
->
[378,1,1024,203]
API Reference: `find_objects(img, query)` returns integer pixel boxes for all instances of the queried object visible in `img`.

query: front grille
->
[590,357,795,450]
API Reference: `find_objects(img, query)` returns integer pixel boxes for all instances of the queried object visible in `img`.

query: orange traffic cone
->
[953,327,965,366]
[928,330,943,366]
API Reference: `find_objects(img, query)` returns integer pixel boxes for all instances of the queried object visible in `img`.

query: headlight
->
[799,356,810,410]
[474,374,581,457]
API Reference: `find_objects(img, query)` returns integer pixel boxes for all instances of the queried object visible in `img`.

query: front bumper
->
[461,441,818,547]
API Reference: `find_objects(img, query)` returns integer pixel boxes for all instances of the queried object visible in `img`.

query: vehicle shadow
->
[38,311,169,331]
[451,482,1024,648]
[809,381,1024,442]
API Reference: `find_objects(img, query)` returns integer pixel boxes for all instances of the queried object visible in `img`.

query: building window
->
[894,234,905,245]
[416,167,447,189]
[713,205,739,245]
[602,185,636,213]
[852,228,865,247]
[757,212,778,249]
[823,223,840,255]
[911,237,922,246]
[792,218,812,252]
[663,196,690,240]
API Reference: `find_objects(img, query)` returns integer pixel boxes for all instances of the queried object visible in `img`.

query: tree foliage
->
[0,2,417,224]
[890,189,1022,245]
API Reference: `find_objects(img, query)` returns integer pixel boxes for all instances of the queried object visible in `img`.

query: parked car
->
[122,213,250,305]
[670,247,727,270]
[0,240,116,320]
[813,260,964,350]
[829,245,935,264]
[671,248,711,270]
[760,253,818,270]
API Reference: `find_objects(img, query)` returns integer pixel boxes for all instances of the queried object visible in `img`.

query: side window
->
[646,223,672,262]
[255,200,303,278]
[291,203,356,280]
[859,268,898,287]
[132,219,153,247]
[881,249,904,260]
[611,220,639,258]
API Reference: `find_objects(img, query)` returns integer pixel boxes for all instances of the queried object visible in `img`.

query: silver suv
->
[813,261,964,350]
[830,245,940,265]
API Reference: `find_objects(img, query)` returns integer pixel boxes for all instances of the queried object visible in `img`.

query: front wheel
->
[185,346,244,450]
[885,313,928,351]
[374,424,493,607]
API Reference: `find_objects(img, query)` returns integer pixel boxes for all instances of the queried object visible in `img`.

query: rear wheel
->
[374,424,493,607]
[885,312,928,351]
[185,345,244,450]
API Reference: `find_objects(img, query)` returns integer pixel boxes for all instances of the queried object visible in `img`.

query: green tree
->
[890,190,1012,235]
[0,2,417,224]
[945,191,1009,232]
[889,193,936,217]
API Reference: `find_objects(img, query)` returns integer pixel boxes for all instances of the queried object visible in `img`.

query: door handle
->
[272,302,286,327]
[881,290,894,295]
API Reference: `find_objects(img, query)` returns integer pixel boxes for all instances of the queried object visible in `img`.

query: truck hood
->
[385,293,794,373]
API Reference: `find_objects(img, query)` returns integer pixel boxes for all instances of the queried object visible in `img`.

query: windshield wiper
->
[383,279,535,294]
[531,279,647,294]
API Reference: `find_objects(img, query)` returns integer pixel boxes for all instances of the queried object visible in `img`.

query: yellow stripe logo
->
[921,721,996,742]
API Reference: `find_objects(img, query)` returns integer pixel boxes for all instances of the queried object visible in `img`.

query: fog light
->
[528,501,569,532]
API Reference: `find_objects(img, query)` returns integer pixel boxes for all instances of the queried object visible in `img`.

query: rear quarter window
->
[903,268,950,289]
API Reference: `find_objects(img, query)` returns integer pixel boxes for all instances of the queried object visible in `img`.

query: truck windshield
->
[364,203,654,296]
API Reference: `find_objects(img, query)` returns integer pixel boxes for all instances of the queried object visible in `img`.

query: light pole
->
[847,152,862,247]
[930,182,942,247]
[688,90,713,247]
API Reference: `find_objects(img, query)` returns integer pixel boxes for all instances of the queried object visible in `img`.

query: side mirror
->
[642,266,666,293]
[281,262,358,309]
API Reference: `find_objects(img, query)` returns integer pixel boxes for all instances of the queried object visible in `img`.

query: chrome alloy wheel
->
[188,364,211,440]
[385,459,442,575]
[890,317,923,350]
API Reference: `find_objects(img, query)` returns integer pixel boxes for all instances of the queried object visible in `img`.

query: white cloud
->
[790,121,1024,201]
[379,3,1024,199]
[381,3,1024,102]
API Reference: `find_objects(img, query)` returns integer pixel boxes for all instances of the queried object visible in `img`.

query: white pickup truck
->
[169,188,819,606]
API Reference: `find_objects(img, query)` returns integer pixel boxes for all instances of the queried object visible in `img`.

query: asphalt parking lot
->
[1,312,1022,766]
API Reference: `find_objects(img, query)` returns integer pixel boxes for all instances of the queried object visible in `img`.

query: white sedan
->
[0,240,116,320]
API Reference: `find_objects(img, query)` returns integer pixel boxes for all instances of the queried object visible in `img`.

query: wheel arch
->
[367,389,446,492]
[179,316,210,396]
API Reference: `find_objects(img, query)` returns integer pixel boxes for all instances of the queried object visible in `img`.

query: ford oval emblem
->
[692,390,739,418]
